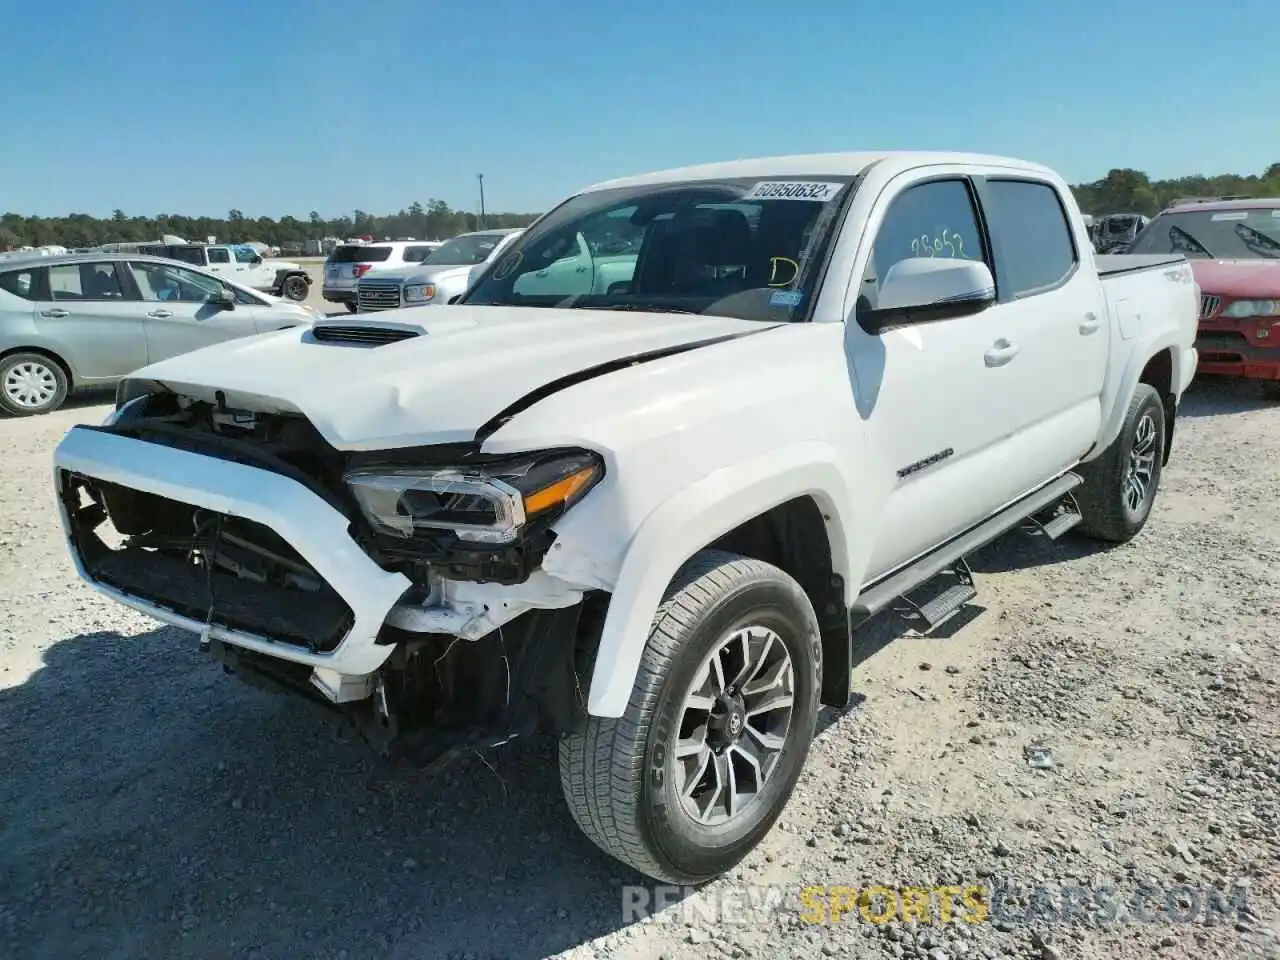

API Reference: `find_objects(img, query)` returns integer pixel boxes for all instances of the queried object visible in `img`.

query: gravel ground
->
[1,377,1276,960]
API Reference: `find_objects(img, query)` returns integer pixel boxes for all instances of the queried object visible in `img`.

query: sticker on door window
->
[910,230,969,259]
[741,181,843,202]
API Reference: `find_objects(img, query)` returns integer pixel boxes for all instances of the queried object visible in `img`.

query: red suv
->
[1127,197,1280,399]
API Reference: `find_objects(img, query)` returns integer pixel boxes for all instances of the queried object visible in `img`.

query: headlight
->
[403,283,437,303]
[345,450,603,544]
[1222,299,1280,318]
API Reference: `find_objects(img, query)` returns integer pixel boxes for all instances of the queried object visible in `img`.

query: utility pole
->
[477,173,486,230]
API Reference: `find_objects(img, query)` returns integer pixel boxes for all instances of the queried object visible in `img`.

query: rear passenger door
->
[31,261,149,381]
[972,177,1107,473]
[205,246,234,282]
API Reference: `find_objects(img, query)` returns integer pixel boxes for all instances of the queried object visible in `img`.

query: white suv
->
[321,241,441,313]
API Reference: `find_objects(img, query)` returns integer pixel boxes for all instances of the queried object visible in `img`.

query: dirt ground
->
[0,376,1276,960]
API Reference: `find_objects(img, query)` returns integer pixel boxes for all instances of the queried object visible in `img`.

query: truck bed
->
[1095,253,1187,278]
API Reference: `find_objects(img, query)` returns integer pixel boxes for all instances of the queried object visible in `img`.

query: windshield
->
[1128,207,1280,260]
[425,234,512,265]
[328,244,392,263]
[462,175,857,321]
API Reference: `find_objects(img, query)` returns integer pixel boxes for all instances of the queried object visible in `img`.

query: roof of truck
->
[581,151,1055,192]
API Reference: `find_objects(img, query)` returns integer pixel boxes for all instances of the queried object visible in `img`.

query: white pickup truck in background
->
[52,151,1197,885]
[136,242,312,301]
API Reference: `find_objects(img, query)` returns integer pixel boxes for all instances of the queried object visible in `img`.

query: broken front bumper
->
[52,425,413,700]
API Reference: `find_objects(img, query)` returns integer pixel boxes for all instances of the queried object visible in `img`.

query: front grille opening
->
[357,280,402,313]
[61,473,354,653]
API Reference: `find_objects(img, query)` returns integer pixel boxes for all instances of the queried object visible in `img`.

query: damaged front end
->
[54,387,607,766]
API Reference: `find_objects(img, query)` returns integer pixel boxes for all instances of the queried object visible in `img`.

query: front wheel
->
[281,275,309,301]
[0,352,70,416]
[559,550,822,884]
[1075,383,1166,543]
[344,301,359,314]
[1261,380,1280,402]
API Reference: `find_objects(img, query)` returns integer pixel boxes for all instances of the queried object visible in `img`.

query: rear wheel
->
[1075,383,1165,543]
[0,352,69,416]
[1262,380,1280,402]
[558,550,822,884]
[281,275,309,301]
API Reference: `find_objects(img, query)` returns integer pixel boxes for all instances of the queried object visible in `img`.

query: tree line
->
[0,201,539,253]
[4,162,1279,251]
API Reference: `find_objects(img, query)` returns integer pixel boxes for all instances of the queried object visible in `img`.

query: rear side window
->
[329,244,392,263]
[983,180,1078,297]
[208,247,231,264]
[48,263,128,301]
[166,246,206,266]
[0,267,41,300]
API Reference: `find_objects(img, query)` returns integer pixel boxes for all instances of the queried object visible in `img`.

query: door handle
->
[41,308,69,318]
[535,270,549,277]
[984,338,1019,367]
[1079,313,1101,335]
[147,309,173,319]
[575,266,588,273]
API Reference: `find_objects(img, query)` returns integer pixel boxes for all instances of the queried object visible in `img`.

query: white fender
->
[1091,333,1195,461]
[585,442,857,718]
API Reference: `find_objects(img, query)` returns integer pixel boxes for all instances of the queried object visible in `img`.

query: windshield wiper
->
[1234,223,1280,259]
[587,303,701,315]
[1169,225,1215,258]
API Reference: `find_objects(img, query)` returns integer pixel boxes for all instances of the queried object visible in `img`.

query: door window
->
[403,245,436,263]
[207,247,232,264]
[47,263,129,301]
[130,262,223,302]
[0,267,43,300]
[232,246,259,264]
[981,180,1078,297]
[870,180,986,280]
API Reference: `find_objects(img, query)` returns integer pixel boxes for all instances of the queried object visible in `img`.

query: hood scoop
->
[308,323,422,346]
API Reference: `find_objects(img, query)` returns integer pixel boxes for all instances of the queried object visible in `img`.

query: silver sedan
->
[0,252,323,415]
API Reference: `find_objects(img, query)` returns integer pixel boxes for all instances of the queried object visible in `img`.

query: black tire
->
[281,275,309,301]
[1074,383,1166,543]
[559,550,822,884]
[0,352,70,417]
[344,302,359,314]
[1261,380,1280,402]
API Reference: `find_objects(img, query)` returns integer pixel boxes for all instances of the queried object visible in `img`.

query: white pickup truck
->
[136,243,312,301]
[52,151,1197,885]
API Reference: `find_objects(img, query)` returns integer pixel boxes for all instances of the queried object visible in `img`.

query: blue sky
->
[3,0,1277,219]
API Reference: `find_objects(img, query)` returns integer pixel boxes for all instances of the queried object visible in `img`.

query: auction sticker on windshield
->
[742,181,844,202]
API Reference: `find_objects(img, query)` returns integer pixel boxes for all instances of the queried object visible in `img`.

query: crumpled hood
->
[1189,259,1280,299]
[123,305,775,450]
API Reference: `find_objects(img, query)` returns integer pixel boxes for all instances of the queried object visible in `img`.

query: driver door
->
[234,245,276,289]
[512,232,595,298]
[126,261,261,363]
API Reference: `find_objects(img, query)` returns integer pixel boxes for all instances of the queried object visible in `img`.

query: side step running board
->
[1023,489,1083,540]
[895,556,977,632]
[852,472,1084,625]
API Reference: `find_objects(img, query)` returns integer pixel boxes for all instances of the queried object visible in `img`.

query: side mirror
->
[210,288,236,310]
[859,258,995,333]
